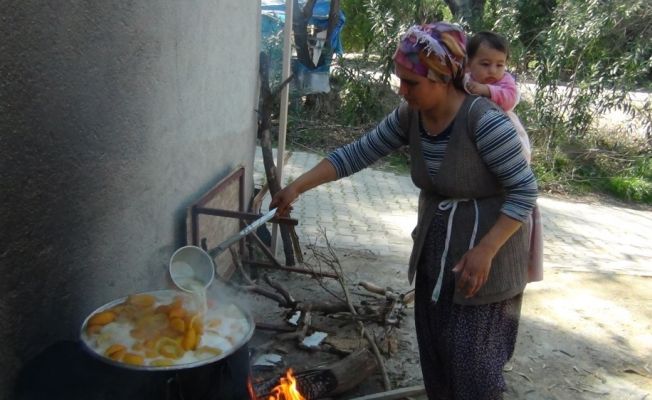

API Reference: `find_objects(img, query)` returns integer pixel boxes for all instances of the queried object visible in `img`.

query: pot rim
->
[79,289,255,372]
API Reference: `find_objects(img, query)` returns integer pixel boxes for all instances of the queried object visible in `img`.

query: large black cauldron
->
[15,340,252,400]
[16,290,256,400]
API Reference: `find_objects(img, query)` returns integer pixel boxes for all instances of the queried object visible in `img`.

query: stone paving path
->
[255,148,652,277]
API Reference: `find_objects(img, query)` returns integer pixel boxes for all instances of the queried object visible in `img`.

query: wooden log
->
[245,260,339,280]
[402,290,415,305]
[263,274,297,307]
[254,322,296,333]
[359,281,386,296]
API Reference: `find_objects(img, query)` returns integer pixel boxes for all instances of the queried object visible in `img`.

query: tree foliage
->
[341,0,452,82]
[284,0,652,202]
[531,0,651,139]
[339,0,651,135]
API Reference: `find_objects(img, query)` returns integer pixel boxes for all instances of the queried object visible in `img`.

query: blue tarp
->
[261,0,345,56]
[261,0,345,94]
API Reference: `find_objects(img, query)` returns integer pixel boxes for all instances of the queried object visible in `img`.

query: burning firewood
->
[253,348,378,399]
[234,228,410,394]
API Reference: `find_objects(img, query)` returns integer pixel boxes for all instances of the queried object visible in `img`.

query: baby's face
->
[467,43,507,84]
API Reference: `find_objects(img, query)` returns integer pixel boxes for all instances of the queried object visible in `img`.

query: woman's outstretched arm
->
[270,159,338,216]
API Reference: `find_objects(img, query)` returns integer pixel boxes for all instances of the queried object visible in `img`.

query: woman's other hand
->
[452,243,494,298]
[453,214,524,298]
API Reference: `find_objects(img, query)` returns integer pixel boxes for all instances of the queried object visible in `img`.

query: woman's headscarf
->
[393,22,467,84]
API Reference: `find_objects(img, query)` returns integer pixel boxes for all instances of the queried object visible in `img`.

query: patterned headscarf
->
[393,22,467,84]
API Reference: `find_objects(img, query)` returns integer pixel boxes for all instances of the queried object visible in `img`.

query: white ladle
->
[169,208,278,292]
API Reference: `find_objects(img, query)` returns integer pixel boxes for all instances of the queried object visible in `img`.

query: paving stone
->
[255,148,652,276]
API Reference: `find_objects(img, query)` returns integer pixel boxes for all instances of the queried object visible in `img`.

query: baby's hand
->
[465,81,490,97]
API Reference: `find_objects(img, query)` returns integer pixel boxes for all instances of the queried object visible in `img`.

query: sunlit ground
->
[511,270,652,399]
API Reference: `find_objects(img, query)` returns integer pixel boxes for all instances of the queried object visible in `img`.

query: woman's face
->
[394,63,447,110]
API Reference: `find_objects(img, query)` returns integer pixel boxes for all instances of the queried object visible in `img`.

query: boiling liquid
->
[173,276,208,316]
[170,261,209,312]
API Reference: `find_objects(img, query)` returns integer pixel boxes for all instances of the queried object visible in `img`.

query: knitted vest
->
[400,95,530,305]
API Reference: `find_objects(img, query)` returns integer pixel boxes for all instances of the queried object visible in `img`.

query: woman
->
[271,22,537,400]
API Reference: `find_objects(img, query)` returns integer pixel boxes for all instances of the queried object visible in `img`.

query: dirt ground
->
[237,245,652,400]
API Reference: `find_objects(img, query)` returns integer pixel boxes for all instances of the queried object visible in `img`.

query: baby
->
[464,31,531,163]
[466,31,543,282]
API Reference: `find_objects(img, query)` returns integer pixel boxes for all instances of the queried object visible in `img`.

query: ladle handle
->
[207,208,278,257]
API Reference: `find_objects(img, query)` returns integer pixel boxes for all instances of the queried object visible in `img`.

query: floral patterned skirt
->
[414,213,523,400]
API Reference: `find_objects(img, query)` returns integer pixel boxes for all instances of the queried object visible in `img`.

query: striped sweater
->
[327,107,537,222]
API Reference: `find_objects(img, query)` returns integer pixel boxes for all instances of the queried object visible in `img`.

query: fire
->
[267,369,306,400]
[247,377,258,400]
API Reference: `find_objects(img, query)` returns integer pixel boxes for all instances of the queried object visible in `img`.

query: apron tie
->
[431,198,479,302]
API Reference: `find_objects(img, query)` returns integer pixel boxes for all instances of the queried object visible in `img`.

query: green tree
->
[341,0,452,81]
[334,0,651,202]
[443,0,486,29]
[532,0,651,144]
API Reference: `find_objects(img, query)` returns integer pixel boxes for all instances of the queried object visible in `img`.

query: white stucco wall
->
[0,1,260,397]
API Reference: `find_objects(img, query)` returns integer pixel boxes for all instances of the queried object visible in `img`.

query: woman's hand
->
[452,243,495,298]
[453,214,524,298]
[270,185,300,217]
[269,159,339,217]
